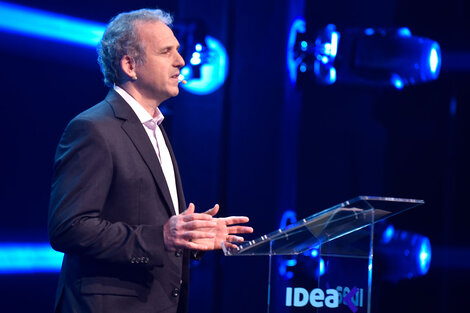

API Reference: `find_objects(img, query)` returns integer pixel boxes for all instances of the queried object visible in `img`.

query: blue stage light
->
[364,28,375,36]
[318,257,326,276]
[310,248,319,258]
[429,43,441,76]
[376,226,432,282]
[195,43,203,52]
[181,36,229,95]
[418,237,431,275]
[0,243,63,274]
[381,224,395,244]
[0,1,105,47]
[329,67,337,84]
[190,52,202,65]
[397,27,412,37]
[330,31,339,57]
[287,17,306,85]
[290,24,441,88]
[390,74,404,90]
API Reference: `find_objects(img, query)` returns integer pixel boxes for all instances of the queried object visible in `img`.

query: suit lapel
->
[105,90,177,216]
[160,125,186,212]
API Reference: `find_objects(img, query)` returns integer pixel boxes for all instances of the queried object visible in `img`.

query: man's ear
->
[120,55,137,80]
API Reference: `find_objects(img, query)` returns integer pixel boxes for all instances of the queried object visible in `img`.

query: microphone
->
[178,74,187,85]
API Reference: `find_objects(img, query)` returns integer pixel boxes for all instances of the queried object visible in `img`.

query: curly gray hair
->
[97,9,173,87]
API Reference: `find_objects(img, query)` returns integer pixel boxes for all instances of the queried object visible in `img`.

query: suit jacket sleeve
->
[48,116,165,267]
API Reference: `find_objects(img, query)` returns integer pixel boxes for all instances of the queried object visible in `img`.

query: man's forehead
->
[136,21,178,47]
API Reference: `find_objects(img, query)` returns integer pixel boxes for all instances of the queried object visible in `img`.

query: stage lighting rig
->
[287,18,441,89]
[174,22,229,95]
[375,224,432,282]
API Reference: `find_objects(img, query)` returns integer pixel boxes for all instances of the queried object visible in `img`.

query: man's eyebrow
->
[159,44,180,52]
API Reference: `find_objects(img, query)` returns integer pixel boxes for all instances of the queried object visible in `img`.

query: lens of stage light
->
[181,35,229,95]
[397,27,412,37]
[329,67,337,84]
[382,224,395,244]
[330,31,339,57]
[429,46,439,74]
[418,237,431,275]
[391,74,404,90]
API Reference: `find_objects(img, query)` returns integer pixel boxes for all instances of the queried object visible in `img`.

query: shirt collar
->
[113,85,164,125]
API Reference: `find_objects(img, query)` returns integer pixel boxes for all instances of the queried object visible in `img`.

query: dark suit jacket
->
[48,90,191,313]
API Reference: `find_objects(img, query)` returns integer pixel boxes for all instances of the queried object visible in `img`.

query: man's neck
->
[117,82,161,118]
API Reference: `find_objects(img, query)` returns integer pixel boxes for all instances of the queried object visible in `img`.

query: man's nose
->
[175,52,185,68]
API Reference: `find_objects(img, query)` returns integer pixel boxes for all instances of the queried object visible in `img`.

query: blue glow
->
[449,97,457,117]
[0,243,63,274]
[328,67,337,84]
[364,28,375,36]
[299,64,307,72]
[382,224,395,244]
[279,210,297,229]
[278,257,297,280]
[391,74,404,89]
[300,40,308,51]
[330,31,339,57]
[195,43,203,52]
[190,51,202,65]
[181,66,192,77]
[430,47,439,74]
[0,1,105,47]
[321,56,329,64]
[181,36,229,95]
[310,249,319,258]
[318,258,325,276]
[287,17,306,85]
[418,237,431,275]
[397,27,412,37]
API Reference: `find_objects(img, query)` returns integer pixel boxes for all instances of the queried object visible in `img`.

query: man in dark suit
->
[48,8,252,313]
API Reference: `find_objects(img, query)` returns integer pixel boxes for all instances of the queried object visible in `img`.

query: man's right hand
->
[163,203,217,251]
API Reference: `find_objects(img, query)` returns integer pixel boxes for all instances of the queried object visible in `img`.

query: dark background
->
[0,0,469,312]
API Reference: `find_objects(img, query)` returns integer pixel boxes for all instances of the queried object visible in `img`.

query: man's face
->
[134,21,185,105]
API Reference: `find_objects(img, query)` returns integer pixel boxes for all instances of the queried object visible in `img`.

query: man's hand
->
[163,203,218,251]
[194,204,254,250]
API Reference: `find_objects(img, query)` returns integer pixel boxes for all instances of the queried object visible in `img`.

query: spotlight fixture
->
[375,224,432,282]
[174,23,229,95]
[287,19,441,89]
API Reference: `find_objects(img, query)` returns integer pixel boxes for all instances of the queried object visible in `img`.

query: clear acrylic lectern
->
[222,196,424,313]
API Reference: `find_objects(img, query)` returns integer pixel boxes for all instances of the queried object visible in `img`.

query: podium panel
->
[223,196,424,313]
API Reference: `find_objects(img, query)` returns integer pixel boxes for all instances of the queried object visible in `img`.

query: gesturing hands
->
[163,203,253,251]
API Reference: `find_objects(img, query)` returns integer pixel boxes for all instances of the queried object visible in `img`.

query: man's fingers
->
[182,230,216,241]
[203,204,220,217]
[227,225,254,234]
[223,216,250,225]
[226,235,244,242]
[222,241,241,250]
[181,220,217,230]
[181,212,213,222]
[181,203,195,215]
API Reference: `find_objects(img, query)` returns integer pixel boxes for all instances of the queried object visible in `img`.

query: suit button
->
[131,257,136,264]
[175,249,183,257]
[171,288,180,297]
